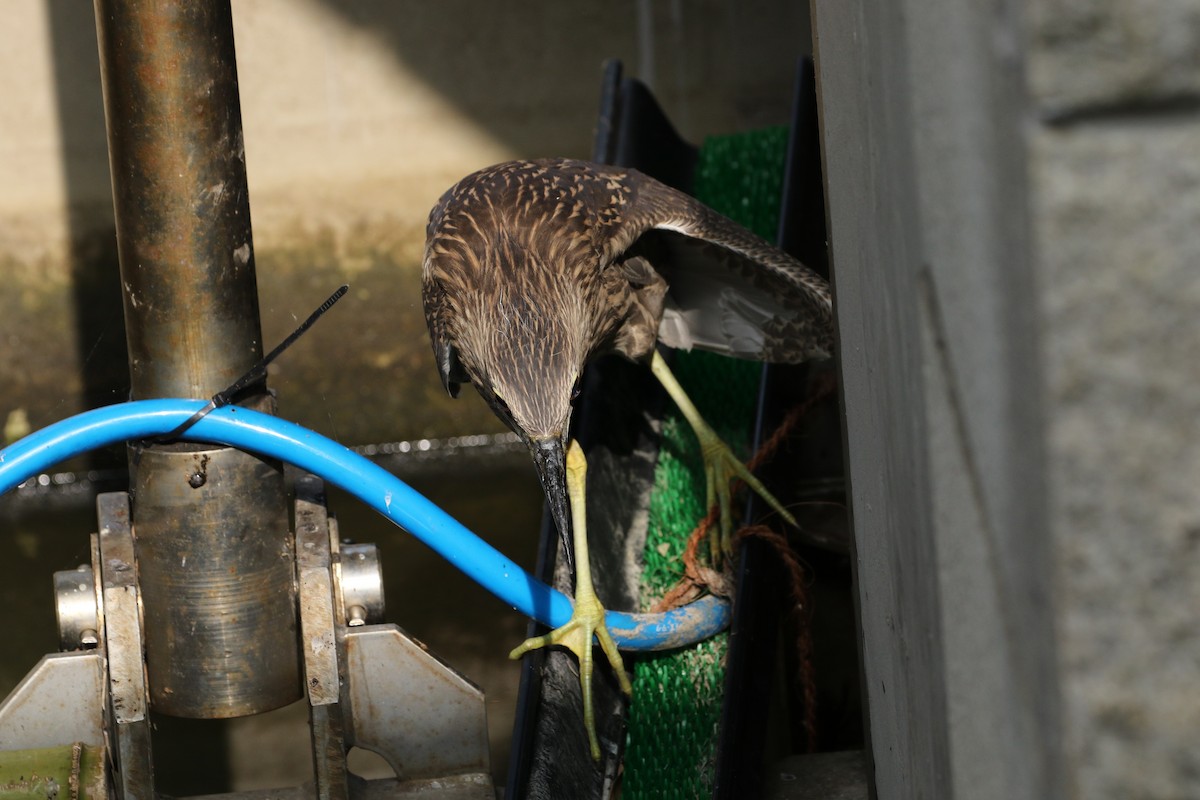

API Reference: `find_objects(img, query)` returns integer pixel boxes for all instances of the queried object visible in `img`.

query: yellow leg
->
[649,350,797,560]
[509,440,632,760]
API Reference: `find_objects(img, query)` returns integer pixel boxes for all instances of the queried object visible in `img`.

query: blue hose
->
[0,400,728,650]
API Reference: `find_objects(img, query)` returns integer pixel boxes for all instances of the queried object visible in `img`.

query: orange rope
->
[652,371,834,609]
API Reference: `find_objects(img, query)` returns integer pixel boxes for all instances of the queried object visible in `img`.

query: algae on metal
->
[0,220,506,451]
[0,743,106,799]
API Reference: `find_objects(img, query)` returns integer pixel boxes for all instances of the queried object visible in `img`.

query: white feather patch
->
[658,306,695,351]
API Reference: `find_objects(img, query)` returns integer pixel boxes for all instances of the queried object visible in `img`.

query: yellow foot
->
[509,441,632,760]
[650,351,796,561]
[698,428,797,561]
[509,588,632,760]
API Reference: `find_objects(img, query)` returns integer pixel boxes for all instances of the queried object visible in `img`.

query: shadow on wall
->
[307,0,813,155]
[44,3,127,434]
[39,1,809,439]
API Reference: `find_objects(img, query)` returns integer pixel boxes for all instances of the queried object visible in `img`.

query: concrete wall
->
[0,0,810,445]
[815,0,1199,796]
[1030,2,1200,797]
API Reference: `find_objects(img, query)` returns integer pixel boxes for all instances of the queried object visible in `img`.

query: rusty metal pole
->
[94,0,300,717]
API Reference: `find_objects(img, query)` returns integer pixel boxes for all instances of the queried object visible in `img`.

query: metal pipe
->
[93,0,299,717]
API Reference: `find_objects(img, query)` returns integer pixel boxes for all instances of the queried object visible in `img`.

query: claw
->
[509,440,631,760]
[651,351,796,561]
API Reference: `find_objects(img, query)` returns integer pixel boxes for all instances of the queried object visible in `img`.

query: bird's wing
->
[421,267,469,398]
[601,166,834,364]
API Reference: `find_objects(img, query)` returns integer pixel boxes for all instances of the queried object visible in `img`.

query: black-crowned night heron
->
[422,158,833,758]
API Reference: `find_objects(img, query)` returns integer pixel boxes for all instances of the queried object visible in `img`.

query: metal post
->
[93,0,300,718]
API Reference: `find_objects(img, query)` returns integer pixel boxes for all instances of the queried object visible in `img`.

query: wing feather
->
[597,164,834,363]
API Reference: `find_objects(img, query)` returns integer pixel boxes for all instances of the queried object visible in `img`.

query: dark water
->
[0,451,544,791]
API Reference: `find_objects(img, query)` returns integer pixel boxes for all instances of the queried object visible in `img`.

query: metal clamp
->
[293,474,492,796]
[338,542,384,628]
[53,565,99,651]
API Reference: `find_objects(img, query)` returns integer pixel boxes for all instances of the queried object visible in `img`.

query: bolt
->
[80,629,99,648]
[347,605,367,627]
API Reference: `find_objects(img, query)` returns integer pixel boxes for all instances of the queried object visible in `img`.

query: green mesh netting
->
[623,126,789,799]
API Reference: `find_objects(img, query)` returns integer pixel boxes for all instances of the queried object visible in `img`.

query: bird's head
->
[450,278,591,549]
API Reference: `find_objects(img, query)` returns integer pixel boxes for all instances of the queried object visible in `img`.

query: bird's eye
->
[571,378,583,402]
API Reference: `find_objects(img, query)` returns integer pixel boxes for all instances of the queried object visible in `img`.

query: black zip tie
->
[149,284,349,445]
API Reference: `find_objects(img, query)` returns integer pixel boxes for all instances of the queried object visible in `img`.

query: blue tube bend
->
[0,400,728,650]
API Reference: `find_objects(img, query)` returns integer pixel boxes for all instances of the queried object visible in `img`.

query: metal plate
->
[97,491,155,796]
[0,653,105,751]
[345,626,489,782]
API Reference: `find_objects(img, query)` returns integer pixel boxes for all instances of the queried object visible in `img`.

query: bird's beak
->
[531,435,573,571]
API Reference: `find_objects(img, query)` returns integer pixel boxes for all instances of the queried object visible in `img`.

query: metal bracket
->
[0,652,105,752]
[293,474,492,798]
[2,479,492,798]
[166,492,494,800]
[97,492,154,798]
[344,626,491,782]
[296,475,352,800]
[0,492,154,799]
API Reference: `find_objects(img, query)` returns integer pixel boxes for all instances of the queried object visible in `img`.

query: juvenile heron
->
[422,158,833,757]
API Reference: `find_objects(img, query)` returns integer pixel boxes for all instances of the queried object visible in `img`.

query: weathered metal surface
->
[294,474,351,800]
[97,493,145,727]
[338,543,384,627]
[130,446,298,718]
[295,475,489,798]
[186,772,494,800]
[345,627,490,783]
[352,774,495,799]
[93,0,266,400]
[0,744,108,800]
[97,492,154,797]
[54,564,100,651]
[92,0,298,721]
[0,653,105,751]
[112,720,153,800]
[296,479,342,708]
[311,704,351,800]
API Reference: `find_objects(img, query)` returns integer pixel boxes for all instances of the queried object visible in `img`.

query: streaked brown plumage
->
[423,158,832,544]
[421,157,834,759]
[425,158,832,385]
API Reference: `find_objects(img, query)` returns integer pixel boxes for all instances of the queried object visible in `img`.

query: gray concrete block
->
[1033,119,1200,799]
[1028,0,1200,117]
